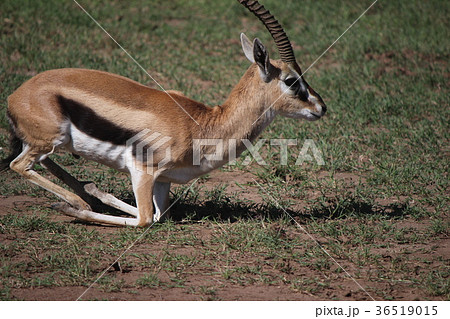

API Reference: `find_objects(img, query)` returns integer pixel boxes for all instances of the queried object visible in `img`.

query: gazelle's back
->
[7,68,205,150]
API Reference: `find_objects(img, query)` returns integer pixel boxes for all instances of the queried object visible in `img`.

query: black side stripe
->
[57,95,137,145]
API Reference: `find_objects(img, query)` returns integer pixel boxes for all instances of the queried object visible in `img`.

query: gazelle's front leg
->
[153,181,171,222]
[83,183,138,217]
[130,169,155,227]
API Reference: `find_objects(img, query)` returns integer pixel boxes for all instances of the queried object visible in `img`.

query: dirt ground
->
[0,169,448,301]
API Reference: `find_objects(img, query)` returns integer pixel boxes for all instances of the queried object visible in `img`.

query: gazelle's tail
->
[0,130,23,172]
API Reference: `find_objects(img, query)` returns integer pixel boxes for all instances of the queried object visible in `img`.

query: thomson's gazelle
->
[1,0,326,226]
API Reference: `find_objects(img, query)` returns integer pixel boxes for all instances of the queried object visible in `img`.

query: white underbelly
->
[159,158,228,184]
[64,125,129,172]
[59,124,230,180]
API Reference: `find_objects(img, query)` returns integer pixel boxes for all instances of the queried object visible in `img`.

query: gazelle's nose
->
[321,102,327,115]
[308,87,326,116]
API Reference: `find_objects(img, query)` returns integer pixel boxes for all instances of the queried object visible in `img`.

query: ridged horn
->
[238,0,296,65]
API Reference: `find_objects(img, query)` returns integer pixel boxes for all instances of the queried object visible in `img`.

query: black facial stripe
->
[297,80,309,101]
[284,77,308,101]
[57,95,137,145]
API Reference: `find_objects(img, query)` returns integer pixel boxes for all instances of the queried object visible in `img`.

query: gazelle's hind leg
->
[53,203,140,226]
[11,146,144,226]
[10,145,90,210]
[41,158,137,217]
[56,167,155,227]
[40,158,100,209]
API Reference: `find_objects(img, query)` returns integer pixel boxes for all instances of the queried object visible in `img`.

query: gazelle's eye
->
[284,77,308,101]
[284,77,299,89]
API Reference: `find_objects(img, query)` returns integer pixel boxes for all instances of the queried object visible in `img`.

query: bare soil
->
[0,169,448,301]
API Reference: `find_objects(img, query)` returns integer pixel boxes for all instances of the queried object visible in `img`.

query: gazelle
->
[1,0,326,226]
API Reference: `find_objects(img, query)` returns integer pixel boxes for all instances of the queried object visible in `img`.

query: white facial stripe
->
[307,89,317,102]
[307,90,326,115]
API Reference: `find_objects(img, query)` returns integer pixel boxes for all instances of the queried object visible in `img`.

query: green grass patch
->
[0,0,448,301]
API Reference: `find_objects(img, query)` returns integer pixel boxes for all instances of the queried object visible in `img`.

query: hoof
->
[51,201,90,211]
[83,183,98,194]
[51,202,70,211]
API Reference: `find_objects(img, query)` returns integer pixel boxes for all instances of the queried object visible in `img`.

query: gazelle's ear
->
[253,38,273,82]
[240,33,255,63]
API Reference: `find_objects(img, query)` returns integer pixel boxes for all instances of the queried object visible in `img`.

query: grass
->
[0,0,449,300]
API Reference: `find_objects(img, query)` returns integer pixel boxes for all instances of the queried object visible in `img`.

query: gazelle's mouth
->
[302,108,324,121]
[287,108,324,121]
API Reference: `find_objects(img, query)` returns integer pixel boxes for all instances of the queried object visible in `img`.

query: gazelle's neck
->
[201,64,277,143]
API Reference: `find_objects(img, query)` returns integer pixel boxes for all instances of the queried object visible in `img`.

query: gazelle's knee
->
[137,218,152,227]
[136,209,154,227]
[9,145,46,174]
[10,157,30,174]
